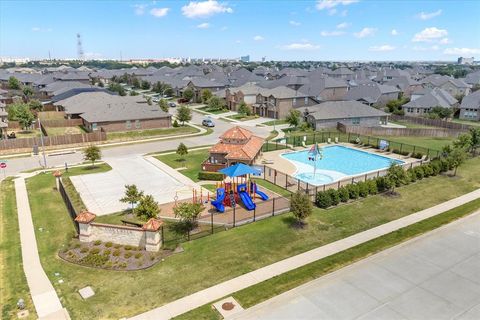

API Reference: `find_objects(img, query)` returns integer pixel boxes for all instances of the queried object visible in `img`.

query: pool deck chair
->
[327,138,332,144]
[262,159,274,164]
[302,141,307,148]
[334,137,339,144]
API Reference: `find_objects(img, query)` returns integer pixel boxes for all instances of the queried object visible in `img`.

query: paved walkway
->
[128,188,480,320]
[233,211,480,320]
[14,176,70,319]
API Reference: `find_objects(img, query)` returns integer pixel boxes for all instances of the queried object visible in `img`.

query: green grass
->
[155,149,210,182]
[201,184,217,193]
[24,156,480,319]
[196,106,230,115]
[253,179,292,197]
[390,120,438,129]
[451,119,480,127]
[106,125,199,141]
[226,114,258,121]
[176,197,480,320]
[0,179,37,320]
[382,136,455,152]
[14,130,41,139]
[262,119,289,126]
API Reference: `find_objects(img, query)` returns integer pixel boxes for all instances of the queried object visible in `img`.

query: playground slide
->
[237,184,256,211]
[211,188,225,213]
[255,189,269,201]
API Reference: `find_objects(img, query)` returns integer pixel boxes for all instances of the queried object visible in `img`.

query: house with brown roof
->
[202,126,264,171]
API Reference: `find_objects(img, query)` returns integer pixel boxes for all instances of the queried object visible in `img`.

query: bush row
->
[198,171,224,181]
[315,158,452,209]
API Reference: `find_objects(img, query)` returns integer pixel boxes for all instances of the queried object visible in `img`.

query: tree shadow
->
[281,215,307,229]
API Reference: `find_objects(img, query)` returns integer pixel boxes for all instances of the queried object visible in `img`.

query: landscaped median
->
[19,157,480,319]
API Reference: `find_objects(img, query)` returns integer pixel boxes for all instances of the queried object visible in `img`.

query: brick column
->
[142,218,164,252]
[74,211,96,242]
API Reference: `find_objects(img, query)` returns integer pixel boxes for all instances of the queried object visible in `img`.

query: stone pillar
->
[142,218,163,252]
[53,170,62,190]
[74,211,96,242]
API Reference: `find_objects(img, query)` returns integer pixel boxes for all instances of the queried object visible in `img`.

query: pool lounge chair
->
[262,159,274,164]
[327,138,332,144]
[302,141,307,148]
[334,137,339,144]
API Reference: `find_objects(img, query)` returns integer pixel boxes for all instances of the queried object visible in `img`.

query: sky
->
[0,0,479,61]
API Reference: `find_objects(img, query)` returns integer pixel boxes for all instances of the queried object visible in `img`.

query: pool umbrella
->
[219,163,261,177]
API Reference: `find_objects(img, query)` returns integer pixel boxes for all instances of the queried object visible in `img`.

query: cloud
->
[412,45,440,51]
[31,27,52,32]
[417,9,442,20]
[443,47,480,55]
[253,35,264,41]
[133,4,147,15]
[220,26,228,31]
[181,1,233,18]
[281,42,320,50]
[289,20,301,26]
[391,29,398,36]
[150,7,169,17]
[197,22,210,29]
[353,27,376,38]
[336,22,350,29]
[316,0,359,11]
[369,44,395,52]
[84,52,103,59]
[320,30,345,36]
[439,38,451,44]
[412,27,448,42]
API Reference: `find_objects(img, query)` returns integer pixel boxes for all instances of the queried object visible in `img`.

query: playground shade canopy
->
[219,163,261,177]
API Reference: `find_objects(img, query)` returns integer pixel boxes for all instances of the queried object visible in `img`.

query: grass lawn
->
[46,126,87,136]
[389,120,438,129]
[24,155,480,319]
[201,184,217,193]
[383,136,455,151]
[262,119,288,126]
[196,106,230,115]
[107,125,199,141]
[155,149,209,182]
[0,179,37,320]
[13,130,41,139]
[176,196,480,320]
[253,179,292,197]
[226,114,258,121]
[451,118,480,127]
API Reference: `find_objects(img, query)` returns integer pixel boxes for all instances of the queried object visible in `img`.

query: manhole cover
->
[222,302,235,311]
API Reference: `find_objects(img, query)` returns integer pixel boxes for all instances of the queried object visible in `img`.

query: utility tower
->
[77,33,84,60]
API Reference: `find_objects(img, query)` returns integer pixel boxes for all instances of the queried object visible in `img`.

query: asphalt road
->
[232,211,480,320]
[1,109,271,178]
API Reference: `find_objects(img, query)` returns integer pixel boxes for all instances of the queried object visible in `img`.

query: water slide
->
[237,184,256,211]
[211,188,225,213]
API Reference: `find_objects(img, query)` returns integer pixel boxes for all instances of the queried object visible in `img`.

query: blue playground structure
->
[210,188,225,213]
[237,183,255,210]
[251,182,269,201]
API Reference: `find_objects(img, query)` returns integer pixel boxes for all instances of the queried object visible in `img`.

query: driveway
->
[232,212,480,320]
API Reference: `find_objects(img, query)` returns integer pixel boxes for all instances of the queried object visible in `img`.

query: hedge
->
[197,171,224,181]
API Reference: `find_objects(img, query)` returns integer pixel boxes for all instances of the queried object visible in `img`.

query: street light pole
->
[38,118,47,168]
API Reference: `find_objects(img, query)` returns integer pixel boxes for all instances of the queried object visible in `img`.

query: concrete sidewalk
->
[128,188,480,320]
[14,176,70,319]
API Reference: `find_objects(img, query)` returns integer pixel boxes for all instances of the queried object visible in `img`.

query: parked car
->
[168,102,177,108]
[202,118,215,127]
[177,98,189,104]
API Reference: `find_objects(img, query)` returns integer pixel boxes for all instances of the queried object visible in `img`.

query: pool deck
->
[257,143,418,177]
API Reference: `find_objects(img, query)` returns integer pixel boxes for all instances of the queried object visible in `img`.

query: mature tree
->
[120,185,144,214]
[453,133,472,150]
[428,106,452,120]
[130,90,139,96]
[237,102,251,116]
[141,80,151,90]
[176,105,192,125]
[290,191,313,227]
[136,194,159,220]
[176,142,188,161]
[164,86,174,97]
[207,96,224,111]
[22,86,34,98]
[173,202,204,231]
[468,127,480,155]
[132,77,141,89]
[29,99,43,112]
[108,83,126,96]
[83,145,102,167]
[182,88,194,102]
[8,76,20,89]
[159,99,169,112]
[98,80,105,88]
[201,89,212,104]
[449,147,467,176]
[286,109,301,128]
[386,163,406,193]
[16,106,35,130]
[153,82,173,96]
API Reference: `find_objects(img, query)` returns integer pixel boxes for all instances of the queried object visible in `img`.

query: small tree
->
[146,96,152,105]
[22,86,34,98]
[207,96,224,111]
[173,202,204,231]
[159,99,169,112]
[120,185,144,214]
[136,194,159,220]
[141,80,151,90]
[449,147,467,176]
[201,89,212,104]
[132,77,141,89]
[83,145,102,168]
[176,105,192,125]
[286,109,301,128]
[291,191,313,227]
[15,106,35,130]
[176,143,188,162]
[8,76,20,89]
[183,88,194,102]
[237,102,251,116]
[386,162,406,193]
[468,127,480,155]
[130,90,139,96]
[28,99,43,112]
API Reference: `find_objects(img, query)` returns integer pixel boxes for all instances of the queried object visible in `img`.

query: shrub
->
[392,149,409,156]
[407,168,417,183]
[112,249,121,257]
[347,184,360,199]
[73,243,81,249]
[367,180,378,195]
[338,187,350,202]
[93,240,102,246]
[198,171,224,181]
[114,244,121,249]
[90,247,100,254]
[80,253,109,267]
[430,160,441,175]
[104,249,111,256]
[134,252,142,259]
[439,158,449,172]
[412,152,424,159]
[423,164,434,177]
[376,176,392,192]
[124,252,132,259]
[119,262,127,269]
[80,247,89,253]
[315,191,332,209]
[105,242,113,248]
[124,245,133,251]
[414,166,425,179]
[358,182,369,198]
[326,189,340,206]
[172,119,179,127]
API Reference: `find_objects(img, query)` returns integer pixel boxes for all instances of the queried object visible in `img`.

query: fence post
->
[313,132,316,144]
[413,145,416,154]
[337,181,340,189]
[161,226,164,245]
[272,197,275,217]
[187,229,190,241]
[233,205,236,228]
[426,148,430,159]
[347,132,351,142]
[400,143,403,153]
[211,210,214,234]
[285,174,288,189]
[322,132,324,143]
[364,174,367,182]
[253,206,256,222]
[274,169,277,185]
[297,179,300,192]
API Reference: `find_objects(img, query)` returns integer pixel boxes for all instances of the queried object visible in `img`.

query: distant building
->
[458,57,474,65]
[240,55,250,62]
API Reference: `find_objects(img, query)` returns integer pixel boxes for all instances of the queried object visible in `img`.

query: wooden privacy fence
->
[390,115,472,130]
[41,118,83,128]
[340,124,463,138]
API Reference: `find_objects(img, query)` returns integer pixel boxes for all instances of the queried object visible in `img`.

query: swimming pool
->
[281,145,404,185]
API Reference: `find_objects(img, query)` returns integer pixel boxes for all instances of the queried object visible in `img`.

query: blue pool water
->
[282,145,404,185]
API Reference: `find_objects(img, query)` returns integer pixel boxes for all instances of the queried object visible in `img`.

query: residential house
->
[299,101,389,129]
[422,75,471,97]
[184,78,226,102]
[401,88,458,117]
[225,83,264,111]
[203,126,264,171]
[343,83,400,107]
[0,102,8,139]
[459,90,480,121]
[385,76,423,98]
[327,67,354,80]
[298,76,348,101]
[39,81,93,100]
[465,71,480,86]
